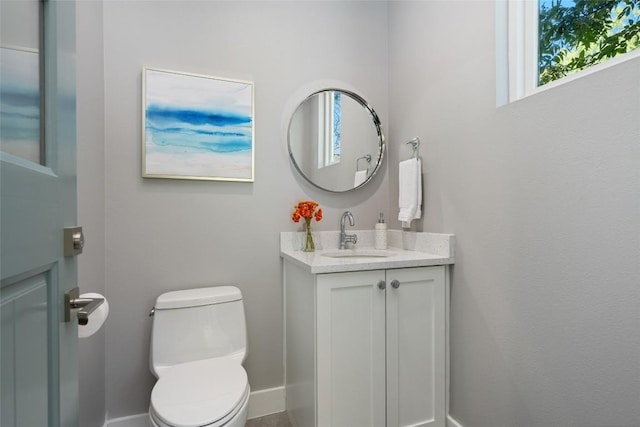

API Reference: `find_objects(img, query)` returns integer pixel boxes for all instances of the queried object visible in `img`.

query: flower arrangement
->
[292,200,323,223]
[292,200,322,252]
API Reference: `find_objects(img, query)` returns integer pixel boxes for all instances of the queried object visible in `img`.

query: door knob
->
[377,280,386,290]
[64,287,104,325]
[391,279,400,289]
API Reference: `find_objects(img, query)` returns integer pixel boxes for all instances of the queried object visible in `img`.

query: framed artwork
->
[142,68,254,181]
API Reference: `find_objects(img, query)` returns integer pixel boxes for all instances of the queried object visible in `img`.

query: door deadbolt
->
[64,226,84,257]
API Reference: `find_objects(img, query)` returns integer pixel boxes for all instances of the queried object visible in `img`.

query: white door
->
[1,1,78,426]
[386,266,446,427]
[316,270,386,427]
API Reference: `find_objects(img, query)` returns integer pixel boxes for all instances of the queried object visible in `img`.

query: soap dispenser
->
[374,212,387,250]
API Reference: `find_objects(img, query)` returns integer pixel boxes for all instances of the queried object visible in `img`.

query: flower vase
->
[303,219,315,252]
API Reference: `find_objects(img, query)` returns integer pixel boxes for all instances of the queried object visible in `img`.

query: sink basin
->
[322,249,396,259]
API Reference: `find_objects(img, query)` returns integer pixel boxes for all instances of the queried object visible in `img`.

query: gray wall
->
[77,1,106,426]
[78,1,640,424]
[101,1,389,418]
[388,2,640,427]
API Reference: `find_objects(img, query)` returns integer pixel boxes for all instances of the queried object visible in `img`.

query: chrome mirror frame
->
[287,88,385,193]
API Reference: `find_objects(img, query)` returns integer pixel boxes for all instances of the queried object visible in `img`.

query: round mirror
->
[288,89,385,192]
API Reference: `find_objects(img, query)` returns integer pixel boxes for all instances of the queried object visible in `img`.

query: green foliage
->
[538,0,640,85]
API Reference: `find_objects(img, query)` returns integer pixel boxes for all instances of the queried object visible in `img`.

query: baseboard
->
[447,414,465,427]
[247,386,286,419]
[104,386,286,426]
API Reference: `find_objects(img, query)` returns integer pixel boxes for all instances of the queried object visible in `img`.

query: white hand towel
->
[398,158,422,223]
[415,158,422,219]
[354,170,368,187]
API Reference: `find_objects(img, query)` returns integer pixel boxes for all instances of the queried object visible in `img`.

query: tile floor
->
[245,411,291,427]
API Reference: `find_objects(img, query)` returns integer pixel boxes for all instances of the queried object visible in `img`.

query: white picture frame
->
[142,68,254,182]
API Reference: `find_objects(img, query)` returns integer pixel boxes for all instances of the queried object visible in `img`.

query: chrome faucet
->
[339,211,357,249]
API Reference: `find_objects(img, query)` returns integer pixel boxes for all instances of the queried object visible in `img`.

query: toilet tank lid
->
[155,286,242,310]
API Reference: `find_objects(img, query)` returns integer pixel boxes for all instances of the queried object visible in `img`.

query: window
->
[508,0,640,101]
[332,91,341,162]
[0,0,43,164]
[317,90,341,168]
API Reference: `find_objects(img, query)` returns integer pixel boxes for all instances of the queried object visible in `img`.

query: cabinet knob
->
[391,279,400,289]
[377,280,386,290]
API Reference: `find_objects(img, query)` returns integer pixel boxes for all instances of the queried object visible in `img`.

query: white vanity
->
[280,230,455,427]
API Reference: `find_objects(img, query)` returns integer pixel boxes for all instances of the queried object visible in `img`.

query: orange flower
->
[291,200,322,223]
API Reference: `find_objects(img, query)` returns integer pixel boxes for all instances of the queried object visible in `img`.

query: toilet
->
[148,286,250,427]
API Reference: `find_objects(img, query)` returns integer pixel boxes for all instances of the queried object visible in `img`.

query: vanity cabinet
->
[284,262,446,427]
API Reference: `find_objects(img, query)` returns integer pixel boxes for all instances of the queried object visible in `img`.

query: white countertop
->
[280,230,455,274]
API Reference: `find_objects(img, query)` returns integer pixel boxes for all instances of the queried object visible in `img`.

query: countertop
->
[280,230,455,274]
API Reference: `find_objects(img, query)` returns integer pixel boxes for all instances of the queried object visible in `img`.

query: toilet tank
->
[150,286,247,378]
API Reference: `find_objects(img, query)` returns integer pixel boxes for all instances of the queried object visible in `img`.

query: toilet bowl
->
[148,287,250,427]
[149,358,250,427]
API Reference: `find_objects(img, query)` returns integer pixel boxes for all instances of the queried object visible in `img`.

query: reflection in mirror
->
[0,0,42,164]
[288,89,384,193]
[317,90,341,169]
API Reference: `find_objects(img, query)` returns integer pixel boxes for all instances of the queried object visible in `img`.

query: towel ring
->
[356,154,372,172]
[406,137,420,159]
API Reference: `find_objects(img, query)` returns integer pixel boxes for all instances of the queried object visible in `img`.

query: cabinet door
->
[317,270,386,427]
[386,266,446,427]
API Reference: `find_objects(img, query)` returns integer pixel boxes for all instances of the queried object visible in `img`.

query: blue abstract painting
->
[143,68,254,181]
[0,47,41,164]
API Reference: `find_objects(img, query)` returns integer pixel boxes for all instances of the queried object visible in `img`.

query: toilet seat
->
[150,358,249,427]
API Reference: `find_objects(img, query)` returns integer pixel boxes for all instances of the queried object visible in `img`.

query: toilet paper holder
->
[64,287,105,325]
